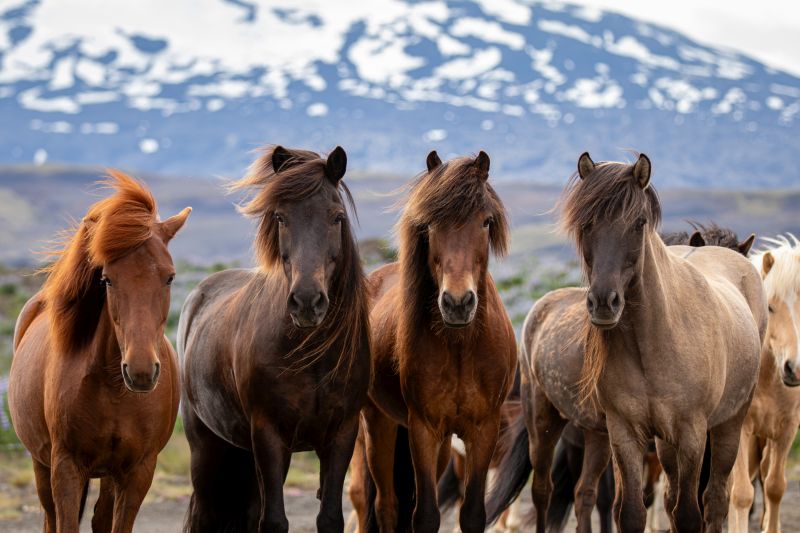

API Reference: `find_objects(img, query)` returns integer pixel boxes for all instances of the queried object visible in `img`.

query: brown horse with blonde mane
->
[561,152,766,532]
[178,145,370,532]
[359,150,516,532]
[9,172,190,533]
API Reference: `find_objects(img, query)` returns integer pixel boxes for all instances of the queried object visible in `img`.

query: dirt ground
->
[6,479,800,532]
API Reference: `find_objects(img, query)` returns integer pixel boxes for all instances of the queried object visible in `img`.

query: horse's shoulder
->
[14,290,46,351]
[368,262,400,301]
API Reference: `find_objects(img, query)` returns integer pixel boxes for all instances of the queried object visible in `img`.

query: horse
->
[562,152,766,532]
[729,235,800,533]
[360,150,517,532]
[661,221,755,256]
[9,172,190,533]
[178,145,370,532]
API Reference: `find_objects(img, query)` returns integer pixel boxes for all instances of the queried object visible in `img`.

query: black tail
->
[437,455,463,514]
[365,426,415,532]
[485,414,531,526]
[546,439,579,532]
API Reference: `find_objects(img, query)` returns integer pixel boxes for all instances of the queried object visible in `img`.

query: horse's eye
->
[769,305,774,314]
[636,217,647,229]
[333,213,345,225]
[101,276,111,287]
[275,213,285,225]
[483,216,494,228]
[166,274,175,286]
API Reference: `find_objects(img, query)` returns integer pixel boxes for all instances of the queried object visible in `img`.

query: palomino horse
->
[9,172,190,533]
[179,145,370,532]
[361,150,516,532]
[563,152,766,532]
[729,235,800,533]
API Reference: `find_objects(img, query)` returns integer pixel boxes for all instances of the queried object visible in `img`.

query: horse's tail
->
[437,454,462,514]
[365,425,415,533]
[485,413,531,526]
[546,439,577,532]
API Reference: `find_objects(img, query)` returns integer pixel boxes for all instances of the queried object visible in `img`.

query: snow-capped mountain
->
[1,0,798,187]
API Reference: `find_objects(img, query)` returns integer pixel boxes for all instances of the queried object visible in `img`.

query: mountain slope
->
[0,0,798,186]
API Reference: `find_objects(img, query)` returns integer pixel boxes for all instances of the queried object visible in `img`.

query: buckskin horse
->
[359,150,516,532]
[562,152,766,532]
[9,172,190,533]
[178,145,370,532]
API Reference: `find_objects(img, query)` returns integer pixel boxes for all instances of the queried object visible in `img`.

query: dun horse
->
[178,145,370,532]
[729,235,800,532]
[9,172,190,533]
[563,152,766,532]
[486,221,754,532]
[360,151,516,532]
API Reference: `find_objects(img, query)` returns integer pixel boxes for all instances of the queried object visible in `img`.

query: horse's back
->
[13,291,45,351]
[523,287,603,429]
[368,262,400,303]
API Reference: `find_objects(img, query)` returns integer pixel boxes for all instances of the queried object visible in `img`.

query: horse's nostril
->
[587,293,597,313]
[608,291,620,310]
[153,362,161,381]
[442,291,455,309]
[462,291,476,308]
[312,291,323,309]
[785,361,794,376]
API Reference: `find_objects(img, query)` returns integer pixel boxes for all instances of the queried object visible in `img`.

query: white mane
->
[750,234,800,302]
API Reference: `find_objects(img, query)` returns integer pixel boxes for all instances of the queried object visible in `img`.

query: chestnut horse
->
[178,145,370,532]
[563,152,766,532]
[729,235,800,533]
[361,150,516,532]
[9,172,190,533]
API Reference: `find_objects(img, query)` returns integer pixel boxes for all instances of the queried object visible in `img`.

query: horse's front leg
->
[606,414,647,532]
[459,419,499,533]
[408,414,443,533]
[108,456,157,533]
[50,451,88,533]
[363,403,399,532]
[251,418,292,533]
[574,429,612,533]
[670,421,705,533]
[317,414,360,533]
[728,421,755,533]
[761,430,795,533]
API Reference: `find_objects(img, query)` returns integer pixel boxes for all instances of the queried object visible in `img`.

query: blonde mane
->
[751,234,800,303]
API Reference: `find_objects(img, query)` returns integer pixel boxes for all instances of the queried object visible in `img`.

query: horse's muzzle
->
[439,289,477,327]
[288,289,328,329]
[121,361,160,393]
[782,361,800,387]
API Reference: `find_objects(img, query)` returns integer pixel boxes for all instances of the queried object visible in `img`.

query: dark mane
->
[42,171,158,354]
[662,221,741,250]
[396,156,509,355]
[560,160,662,250]
[229,145,369,379]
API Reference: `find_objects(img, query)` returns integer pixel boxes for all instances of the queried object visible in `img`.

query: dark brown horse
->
[178,145,370,532]
[360,150,516,532]
[563,152,766,532]
[9,172,190,533]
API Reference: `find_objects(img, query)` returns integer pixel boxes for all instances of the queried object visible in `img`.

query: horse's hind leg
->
[183,405,257,532]
[347,425,368,533]
[574,429,611,533]
[91,477,114,532]
[761,431,794,533]
[705,406,749,533]
[32,460,56,533]
[527,384,566,532]
[317,414,360,533]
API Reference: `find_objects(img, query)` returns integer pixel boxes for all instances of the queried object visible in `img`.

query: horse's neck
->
[614,232,675,358]
[87,306,123,376]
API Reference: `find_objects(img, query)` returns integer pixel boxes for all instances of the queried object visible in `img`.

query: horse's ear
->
[325,146,347,185]
[271,146,297,173]
[474,151,490,180]
[577,152,595,180]
[426,150,442,172]
[633,153,651,189]
[689,231,705,247]
[161,207,192,242]
[762,251,774,277]
[738,234,756,256]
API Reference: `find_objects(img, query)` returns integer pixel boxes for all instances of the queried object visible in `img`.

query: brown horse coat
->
[9,172,189,533]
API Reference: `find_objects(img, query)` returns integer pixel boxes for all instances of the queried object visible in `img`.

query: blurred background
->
[0,0,798,529]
